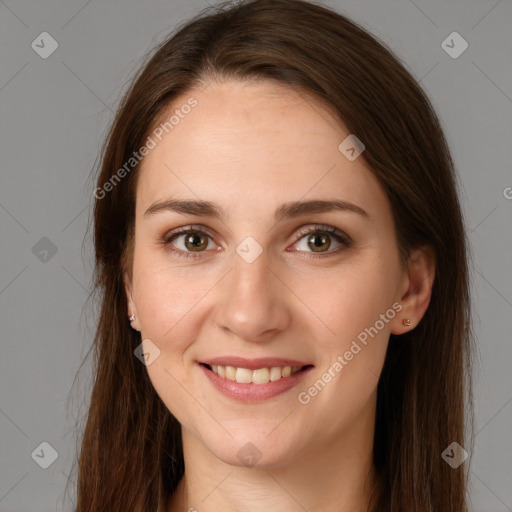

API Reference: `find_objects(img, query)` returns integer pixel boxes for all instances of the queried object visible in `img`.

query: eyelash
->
[160,224,352,260]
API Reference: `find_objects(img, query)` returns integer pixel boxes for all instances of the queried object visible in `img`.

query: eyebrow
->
[144,198,369,223]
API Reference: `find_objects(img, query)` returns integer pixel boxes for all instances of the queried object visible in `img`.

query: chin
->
[202,428,304,470]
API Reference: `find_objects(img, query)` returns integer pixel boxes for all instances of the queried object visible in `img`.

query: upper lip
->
[199,356,312,370]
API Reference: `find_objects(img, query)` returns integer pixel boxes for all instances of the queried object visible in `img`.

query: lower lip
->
[199,364,314,403]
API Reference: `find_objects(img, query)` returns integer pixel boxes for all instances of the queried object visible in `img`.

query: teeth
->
[235,367,253,384]
[209,364,303,384]
[252,368,270,384]
[225,366,236,381]
[270,366,283,381]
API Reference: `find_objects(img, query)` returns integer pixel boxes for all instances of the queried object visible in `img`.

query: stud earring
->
[129,314,135,322]
[402,319,411,326]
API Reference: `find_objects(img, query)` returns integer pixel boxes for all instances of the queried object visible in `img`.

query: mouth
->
[198,361,315,402]
[199,362,314,385]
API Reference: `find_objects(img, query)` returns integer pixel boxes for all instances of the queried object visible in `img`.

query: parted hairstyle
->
[70,1,474,510]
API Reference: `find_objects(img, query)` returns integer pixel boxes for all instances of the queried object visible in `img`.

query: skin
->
[124,79,435,512]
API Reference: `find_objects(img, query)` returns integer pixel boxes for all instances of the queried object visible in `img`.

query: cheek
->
[132,250,225,368]
[296,253,400,344]
[131,260,215,428]
[135,269,201,341]
[292,251,399,401]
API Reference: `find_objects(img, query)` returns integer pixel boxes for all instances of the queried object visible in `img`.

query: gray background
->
[0,0,511,510]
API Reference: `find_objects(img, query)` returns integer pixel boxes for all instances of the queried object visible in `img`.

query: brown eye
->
[306,233,331,252]
[183,232,209,251]
[162,227,216,259]
[291,225,352,258]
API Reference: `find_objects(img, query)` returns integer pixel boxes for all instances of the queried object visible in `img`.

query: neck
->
[167,393,380,512]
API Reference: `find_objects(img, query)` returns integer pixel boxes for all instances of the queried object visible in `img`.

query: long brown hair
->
[70,1,474,510]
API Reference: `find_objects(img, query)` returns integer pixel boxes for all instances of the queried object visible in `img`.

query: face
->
[124,79,415,468]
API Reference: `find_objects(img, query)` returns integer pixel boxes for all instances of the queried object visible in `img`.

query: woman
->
[74,0,474,510]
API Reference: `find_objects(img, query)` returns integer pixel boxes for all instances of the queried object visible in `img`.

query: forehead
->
[135,79,387,222]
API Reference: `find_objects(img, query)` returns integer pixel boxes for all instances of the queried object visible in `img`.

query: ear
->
[390,245,436,335]
[123,268,141,332]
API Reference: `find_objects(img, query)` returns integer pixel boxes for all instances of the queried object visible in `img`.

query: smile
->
[204,363,304,384]
[199,362,314,402]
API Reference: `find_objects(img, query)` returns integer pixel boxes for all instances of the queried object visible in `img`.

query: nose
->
[213,248,291,343]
